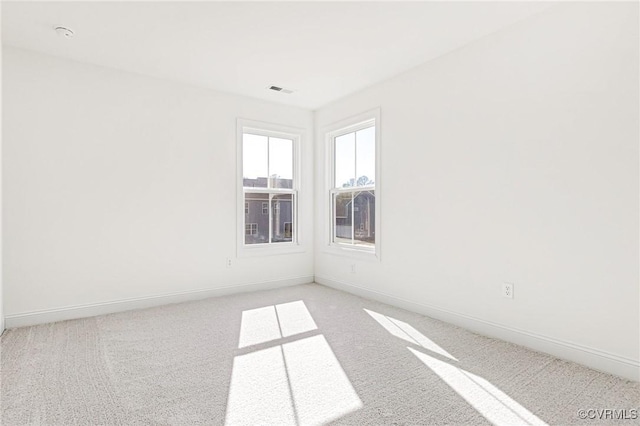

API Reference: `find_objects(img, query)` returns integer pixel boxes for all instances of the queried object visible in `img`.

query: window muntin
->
[241,127,297,248]
[329,116,377,253]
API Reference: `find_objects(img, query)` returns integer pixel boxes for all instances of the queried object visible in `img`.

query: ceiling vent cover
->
[54,26,74,38]
[268,85,294,94]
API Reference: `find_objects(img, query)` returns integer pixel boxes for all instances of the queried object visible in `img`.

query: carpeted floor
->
[1,283,638,425]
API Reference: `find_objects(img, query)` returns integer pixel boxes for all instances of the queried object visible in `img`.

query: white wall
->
[315,3,639,379]
[2,47,314,324]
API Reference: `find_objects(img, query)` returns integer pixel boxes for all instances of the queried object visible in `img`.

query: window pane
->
[245,193,269,244]
[271,194,293,243]
[354,191,375,246]
[355,126,375,186]
[269,137,293,189]
[333,192,353,244]
[335,132,355,188]
[243,134,268,188]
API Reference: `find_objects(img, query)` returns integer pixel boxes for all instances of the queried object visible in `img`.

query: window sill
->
[323,243,380,262]
[238,243,306,258]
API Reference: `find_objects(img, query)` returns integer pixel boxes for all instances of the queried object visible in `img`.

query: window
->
[238,119,301,254]
[326,109,380,257]
[245,223,258,235]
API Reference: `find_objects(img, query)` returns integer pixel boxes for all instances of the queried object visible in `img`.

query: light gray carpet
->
[1,283,638,425]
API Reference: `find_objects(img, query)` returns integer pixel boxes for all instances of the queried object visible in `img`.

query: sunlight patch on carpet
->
[365,309,458,361]
[238,305,282,348]
[276,301,318,338]
[410,347,548,426]
[226,345,296,425]
[238,301,317,348]
[283,334,363,425]
[229,304,361,425]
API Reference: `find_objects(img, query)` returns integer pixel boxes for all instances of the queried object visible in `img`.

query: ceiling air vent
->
[268,85,294,94]
[54,26,75,38]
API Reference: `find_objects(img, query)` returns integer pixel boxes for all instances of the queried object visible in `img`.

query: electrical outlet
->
[503,283,514,299]
[226,257,233,268]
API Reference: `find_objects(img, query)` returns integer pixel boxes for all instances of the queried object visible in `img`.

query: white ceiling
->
[2,2,554,110]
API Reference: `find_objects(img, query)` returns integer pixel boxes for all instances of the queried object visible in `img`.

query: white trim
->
[329,118,377,140]
[323,108,381,261]
[5,276,314,329]
[239,243,305,257]
[315,275,640,382]
[237,118,304,258]
[245,188,295,195]
[331,186,375,194]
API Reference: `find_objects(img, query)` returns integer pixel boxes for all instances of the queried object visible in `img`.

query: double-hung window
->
[238,119,300,255]
[326,109,380,257]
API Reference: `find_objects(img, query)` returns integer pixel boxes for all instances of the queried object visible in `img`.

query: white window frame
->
[237,119,303,257]
[324,108,381,260]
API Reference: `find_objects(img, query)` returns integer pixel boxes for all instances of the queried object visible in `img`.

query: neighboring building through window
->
[326,109,379,256]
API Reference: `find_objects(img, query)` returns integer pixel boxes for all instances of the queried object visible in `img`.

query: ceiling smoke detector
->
[268,85,294,94]
[55,26,74,38]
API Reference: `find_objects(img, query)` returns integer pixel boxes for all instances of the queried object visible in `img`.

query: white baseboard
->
[315,275,640,382]
[5,275,314,329]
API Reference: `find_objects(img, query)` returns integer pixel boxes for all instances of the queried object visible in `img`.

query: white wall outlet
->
[226,257,232,268]
[503,282,514,299]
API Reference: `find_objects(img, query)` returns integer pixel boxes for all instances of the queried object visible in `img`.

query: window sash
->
[330,189,375,249]
[243,190,297,247]
[242,133,294,190]
[330,127,375,249]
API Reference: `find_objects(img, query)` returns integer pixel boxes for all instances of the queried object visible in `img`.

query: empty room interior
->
[1,1,639,425]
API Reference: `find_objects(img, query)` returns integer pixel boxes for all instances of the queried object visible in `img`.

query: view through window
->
[242,132,296,245]
[330,121,376,249]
